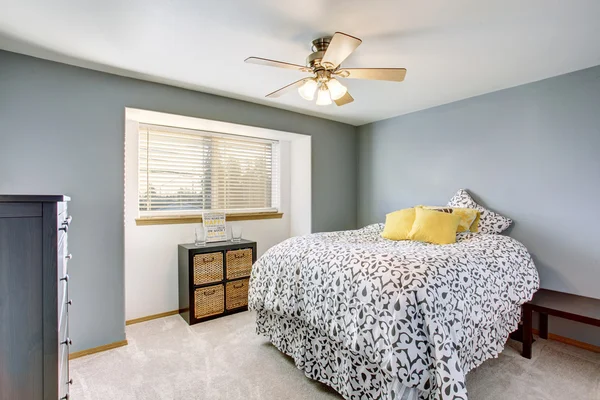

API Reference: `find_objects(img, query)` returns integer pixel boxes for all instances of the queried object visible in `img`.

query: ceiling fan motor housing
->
[307,36,333,70]
[311,36,332,52]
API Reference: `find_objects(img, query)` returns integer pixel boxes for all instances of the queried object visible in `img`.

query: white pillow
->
[446,189,512,234]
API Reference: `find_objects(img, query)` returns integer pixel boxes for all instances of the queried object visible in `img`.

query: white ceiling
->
[1,0,599,126]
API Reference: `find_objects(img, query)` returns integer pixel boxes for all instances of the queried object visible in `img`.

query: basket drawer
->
[226,249,253,279]
[194,284,224,319]
[193,252,223,285]
[226,279,249,310]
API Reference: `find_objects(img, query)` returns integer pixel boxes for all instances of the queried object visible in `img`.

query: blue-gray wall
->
[0,50,358,352]
[358,65,600,346]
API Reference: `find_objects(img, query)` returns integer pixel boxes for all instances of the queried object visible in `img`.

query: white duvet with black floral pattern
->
[249,224,539,400]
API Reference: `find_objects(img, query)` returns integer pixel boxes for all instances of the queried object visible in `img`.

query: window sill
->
[135,212,284,226]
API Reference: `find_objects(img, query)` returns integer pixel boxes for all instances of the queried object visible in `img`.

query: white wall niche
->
[124,108,311,320]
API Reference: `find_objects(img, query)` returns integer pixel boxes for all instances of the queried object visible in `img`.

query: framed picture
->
[202,212,227,242]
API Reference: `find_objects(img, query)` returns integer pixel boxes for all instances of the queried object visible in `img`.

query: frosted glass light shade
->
[316,86,332,106]
[327,78,347,100]
[298,79,318,100]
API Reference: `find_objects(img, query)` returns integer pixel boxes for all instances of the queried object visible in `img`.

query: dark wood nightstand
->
[178,239,257,325]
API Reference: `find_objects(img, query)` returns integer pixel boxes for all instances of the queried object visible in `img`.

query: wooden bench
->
[522,288,600,358]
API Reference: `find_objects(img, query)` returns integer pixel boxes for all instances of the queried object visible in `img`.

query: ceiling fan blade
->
[245,57,310,72]
[266,78,310,98]
[337,68,407,82]
[334,91,354,106]
[321,32,362,70]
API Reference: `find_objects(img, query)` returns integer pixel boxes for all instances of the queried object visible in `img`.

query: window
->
[138,123,279,217]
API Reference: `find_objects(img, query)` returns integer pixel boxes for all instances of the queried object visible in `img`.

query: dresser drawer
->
[226,279,249,310]
[58,269,69,309]
[58,200,68,215]
[226,248,253,279]
[58,268,71,400]
[59,318,72,349]
[58,238,69,280]
[194,284,224,319]
[193,252,223,285]
[58,280,68,328]
[58,214,72,244]
[58,332,72,400]
[58,341,70,399]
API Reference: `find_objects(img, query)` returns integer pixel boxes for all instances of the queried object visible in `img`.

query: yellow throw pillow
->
[408,207,461,245]
[381,208,416,240]
[420,206,480,233]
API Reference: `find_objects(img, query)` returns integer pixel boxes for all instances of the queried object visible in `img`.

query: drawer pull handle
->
[61,338,72,346]
[202,256,215,263]
[60,274,69,282]
[65,254,73,260]
[234,253,246,259]
[67,299,73,306]
[61,394,70,400]
[203,289,216,296]
[68,379,73,385]
[233,283,244,289]
[60,216,72,232]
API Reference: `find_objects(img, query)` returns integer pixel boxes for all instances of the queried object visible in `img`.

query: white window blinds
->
[138,123,279,216]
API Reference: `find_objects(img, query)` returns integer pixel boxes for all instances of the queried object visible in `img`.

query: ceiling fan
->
[245,32,406,106]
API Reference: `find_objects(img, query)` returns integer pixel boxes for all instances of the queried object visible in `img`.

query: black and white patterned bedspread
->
[249,224,539,399]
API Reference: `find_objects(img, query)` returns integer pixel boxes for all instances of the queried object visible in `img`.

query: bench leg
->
[522,304,533,359]
[539,312,549,340]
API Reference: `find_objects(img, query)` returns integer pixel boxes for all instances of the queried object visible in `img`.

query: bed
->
[248,223,539,400]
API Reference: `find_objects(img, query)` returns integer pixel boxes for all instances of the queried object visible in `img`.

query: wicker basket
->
[226,279,249,310]
[194,284,224,319]
[226,249,253,279]
[193,252,223,285]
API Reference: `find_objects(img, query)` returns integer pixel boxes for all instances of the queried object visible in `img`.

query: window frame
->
[135,123,283,225]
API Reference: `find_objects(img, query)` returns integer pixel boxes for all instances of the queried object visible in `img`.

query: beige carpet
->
[71,311,600,400]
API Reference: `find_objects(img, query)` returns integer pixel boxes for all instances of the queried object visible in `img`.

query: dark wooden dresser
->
[178,239,256,325]
[0,195,72,400]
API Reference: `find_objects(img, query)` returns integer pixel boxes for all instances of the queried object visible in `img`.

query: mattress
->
[249,224,539,399]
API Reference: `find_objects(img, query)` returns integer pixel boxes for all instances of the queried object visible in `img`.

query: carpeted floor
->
[71,311,600,400]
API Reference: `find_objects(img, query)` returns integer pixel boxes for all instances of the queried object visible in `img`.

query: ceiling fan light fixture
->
[245,31,406,107]
[327,78,347,100]
[316,85,332,106]
[298,79,318,100]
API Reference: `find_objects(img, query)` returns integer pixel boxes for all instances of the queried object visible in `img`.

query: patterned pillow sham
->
[446,189,512,234]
